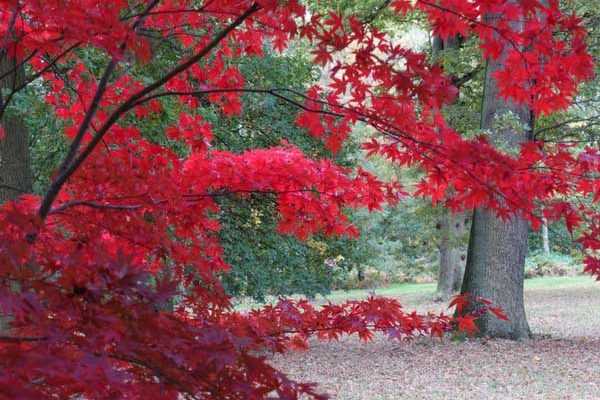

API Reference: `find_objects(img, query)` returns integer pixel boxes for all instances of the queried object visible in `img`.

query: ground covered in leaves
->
[272,277,600,399]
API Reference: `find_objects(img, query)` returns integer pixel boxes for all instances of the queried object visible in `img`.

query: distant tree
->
[0,53,31,203]
[431,34,475,301]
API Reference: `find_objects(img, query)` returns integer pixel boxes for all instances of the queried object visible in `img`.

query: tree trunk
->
[0,53,31,203]
[541,216,550,255]
[460,10,532,339]
[432,35,468,301]
[462,209,531,339]
[0,54,31,332]
[436,211,468,300]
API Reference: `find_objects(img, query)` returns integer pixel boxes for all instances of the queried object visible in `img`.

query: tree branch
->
[38,3,261,220]
[451,65,484,88]
[0,335,48,343]
[48,200,143,215]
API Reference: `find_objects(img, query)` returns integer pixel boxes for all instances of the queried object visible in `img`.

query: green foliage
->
[218,196,342,300]
[309,0,398,25]
[525,252,583,279]
[10,82,67,194]
[208,49,363,300]
[528,221,576,256]
[329,188,442,290]
[431,39,485,139]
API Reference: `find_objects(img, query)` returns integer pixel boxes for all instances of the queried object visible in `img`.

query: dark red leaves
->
[0,0,596,398]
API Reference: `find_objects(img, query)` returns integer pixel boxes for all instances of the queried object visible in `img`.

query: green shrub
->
[524,252,583,279]
[333,260,436,290]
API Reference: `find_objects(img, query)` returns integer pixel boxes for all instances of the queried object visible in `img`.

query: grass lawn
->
[319,275,595,303]
[272,275,600,400]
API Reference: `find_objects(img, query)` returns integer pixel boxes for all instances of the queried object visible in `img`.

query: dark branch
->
[0,335,48,343]
[451,65,484,88]
[49,201,143,215]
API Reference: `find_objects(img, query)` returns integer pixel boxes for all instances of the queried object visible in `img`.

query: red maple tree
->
[0,1,595,398]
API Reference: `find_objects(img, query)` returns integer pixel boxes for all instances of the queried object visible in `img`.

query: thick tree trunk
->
[462,209,531,339]
[436,211,468,300]
[0,54,31,203]
[460,10,532,339]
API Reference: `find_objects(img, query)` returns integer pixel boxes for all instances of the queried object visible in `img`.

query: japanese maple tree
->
[0,0,595,399]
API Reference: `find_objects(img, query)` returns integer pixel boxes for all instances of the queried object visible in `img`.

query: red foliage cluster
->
[0,0,596,398]
[300,0,599,273]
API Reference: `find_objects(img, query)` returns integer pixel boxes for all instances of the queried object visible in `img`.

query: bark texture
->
[542,216,550,255]
[460,10,532,339]
[0,54,31,332]
[436,211,468,300]
[0,53,31,203]
[432,35,469,301]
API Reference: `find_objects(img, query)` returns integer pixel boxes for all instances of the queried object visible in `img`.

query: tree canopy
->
[0,1,596,398]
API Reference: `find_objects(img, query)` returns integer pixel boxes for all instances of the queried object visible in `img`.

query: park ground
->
[272,276,600,400]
